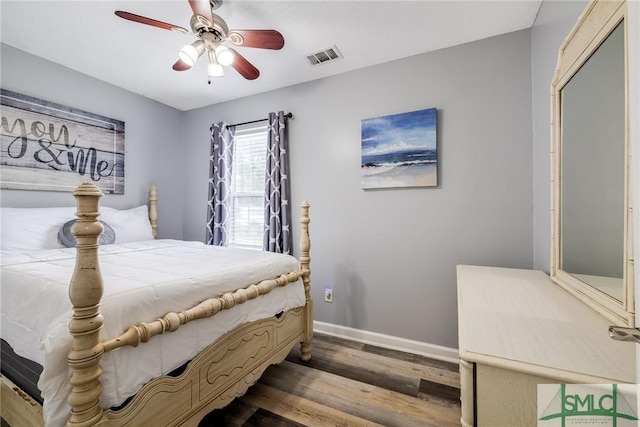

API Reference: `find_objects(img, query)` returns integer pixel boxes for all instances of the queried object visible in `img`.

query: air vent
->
[306,45,343,66]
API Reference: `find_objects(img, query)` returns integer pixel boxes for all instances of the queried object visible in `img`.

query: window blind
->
[229,122,268,249]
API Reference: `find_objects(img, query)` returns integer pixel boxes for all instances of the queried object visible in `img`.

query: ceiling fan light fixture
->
[207,50,224,79]
[179,40,205,66]
[208,63,224,78]
[215,45,234,66]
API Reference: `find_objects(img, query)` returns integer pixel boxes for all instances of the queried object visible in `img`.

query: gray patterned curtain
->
[206,122,235,246]
[264,111,292,254]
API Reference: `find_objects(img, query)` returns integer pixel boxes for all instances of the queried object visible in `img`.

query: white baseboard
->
[313,321,460,365]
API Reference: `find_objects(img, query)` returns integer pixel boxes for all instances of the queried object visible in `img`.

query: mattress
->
[1,240,305,427]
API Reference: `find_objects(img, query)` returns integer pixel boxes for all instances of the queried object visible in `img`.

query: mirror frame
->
[550,0,633,326]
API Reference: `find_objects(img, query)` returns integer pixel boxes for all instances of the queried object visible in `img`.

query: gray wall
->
[0,44,185,240]
[183,30,534,349]
[531,0,588,272]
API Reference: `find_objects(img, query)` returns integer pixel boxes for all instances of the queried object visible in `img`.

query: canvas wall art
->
[361,107,437,189]
[0,89,125,194]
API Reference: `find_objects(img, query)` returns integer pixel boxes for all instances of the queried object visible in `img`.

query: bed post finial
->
[299,201,313,361]
[149,185,158,239]
[67,182,105,426]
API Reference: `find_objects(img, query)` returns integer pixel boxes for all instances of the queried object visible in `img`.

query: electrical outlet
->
[324,288,333,303]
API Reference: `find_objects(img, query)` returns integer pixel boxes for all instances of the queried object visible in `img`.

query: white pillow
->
[0,206,77,254]
[100,206,154,243]
[0,205,154,254]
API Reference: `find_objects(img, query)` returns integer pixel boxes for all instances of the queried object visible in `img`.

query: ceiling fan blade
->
[115,11,189,34]
[188,0,214,27]
[228,30,285,50]
[173,58,193,71]
[229,49,260,80]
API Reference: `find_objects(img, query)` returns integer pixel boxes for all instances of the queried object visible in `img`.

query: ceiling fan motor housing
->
[190,13,228,40]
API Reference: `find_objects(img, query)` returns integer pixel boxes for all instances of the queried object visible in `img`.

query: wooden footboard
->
[1,375,44,427]
[102,306,306,426]
[1,183,313,427]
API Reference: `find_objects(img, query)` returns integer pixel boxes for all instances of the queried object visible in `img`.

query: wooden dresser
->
[457,265,636,426]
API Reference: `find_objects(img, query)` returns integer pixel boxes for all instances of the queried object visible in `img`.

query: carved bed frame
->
[1,183,313,427]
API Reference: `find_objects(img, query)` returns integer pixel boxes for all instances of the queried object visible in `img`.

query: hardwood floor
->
[1,333,460,427]
[199,333,462,427]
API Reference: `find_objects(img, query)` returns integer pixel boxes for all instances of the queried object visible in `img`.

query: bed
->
[0,183,313,426]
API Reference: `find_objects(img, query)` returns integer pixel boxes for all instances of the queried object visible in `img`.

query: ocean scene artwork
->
[361,107,437,189]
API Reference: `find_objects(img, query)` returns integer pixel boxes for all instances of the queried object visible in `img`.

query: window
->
[228,122,268,249]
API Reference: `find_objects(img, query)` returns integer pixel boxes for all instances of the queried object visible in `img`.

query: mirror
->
[551,0,633,326]
[560,22,625,300]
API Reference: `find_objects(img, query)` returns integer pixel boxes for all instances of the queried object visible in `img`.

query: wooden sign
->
[0,89,124,194]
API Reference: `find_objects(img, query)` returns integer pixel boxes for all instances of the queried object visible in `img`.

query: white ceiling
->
[0,1,542,111]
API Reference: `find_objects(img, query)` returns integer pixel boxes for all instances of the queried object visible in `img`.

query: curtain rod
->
[231,112,293,127]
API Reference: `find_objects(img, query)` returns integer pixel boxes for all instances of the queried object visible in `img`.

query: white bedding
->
[0,239,305,427]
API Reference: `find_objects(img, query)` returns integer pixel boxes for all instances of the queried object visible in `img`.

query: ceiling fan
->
[115,0,284,84]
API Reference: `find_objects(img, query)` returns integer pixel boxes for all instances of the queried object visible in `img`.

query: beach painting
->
[361,107,437,189]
